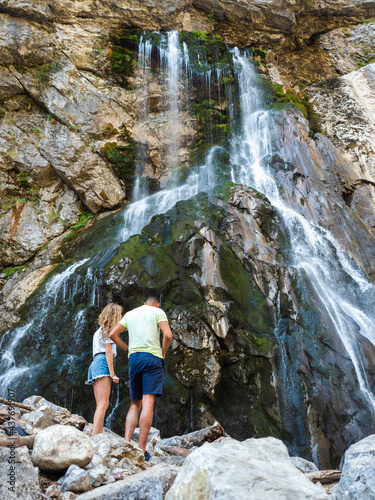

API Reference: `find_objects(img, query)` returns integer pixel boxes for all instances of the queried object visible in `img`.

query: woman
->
[86,303,123,436]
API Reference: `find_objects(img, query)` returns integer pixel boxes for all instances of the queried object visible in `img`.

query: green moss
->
[16,171,29,188]
[100,132,137,198]
[34,61,62,85]
[2,263,28,278]
[179,31,233,72]
[269,84,322,136]
[249,333,275,355]
[70,211,94,230]
[110,29,142,88]
[219,245,273,334]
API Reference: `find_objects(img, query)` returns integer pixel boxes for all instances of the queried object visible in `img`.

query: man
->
[109,296,173,460]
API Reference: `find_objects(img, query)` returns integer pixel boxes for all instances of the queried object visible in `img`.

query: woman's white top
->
[92,327,117,358]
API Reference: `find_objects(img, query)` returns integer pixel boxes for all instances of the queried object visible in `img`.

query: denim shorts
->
[85,353,111,385]
[129,352,164,401]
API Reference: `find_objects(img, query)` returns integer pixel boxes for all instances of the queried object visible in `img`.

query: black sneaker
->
[144,451,151,461]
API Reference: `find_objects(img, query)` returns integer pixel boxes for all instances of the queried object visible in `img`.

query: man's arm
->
[159,321,172,359]
[109,323,129,353]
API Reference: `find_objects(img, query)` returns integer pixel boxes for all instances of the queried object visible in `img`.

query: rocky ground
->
[1,0,375,483]
[1,394,374,499]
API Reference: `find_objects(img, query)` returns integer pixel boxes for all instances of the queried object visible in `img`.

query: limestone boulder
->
[22,404,55,429]
[0,445,41,500]
[88,464,116,488]
[291,456,319,473]
[78,463,179,500]
[86,434,112,469]
[132,426,161,447]
[31,424,94,471]
[53,410,87,431]
[335,434,375,499]
[87,432,145,468]
[165,437,329,500]
[58,464,91,493]
[23,395,66,413]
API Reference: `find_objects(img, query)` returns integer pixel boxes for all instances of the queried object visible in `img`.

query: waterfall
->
[229,48,375,412]
[1,31,374,451]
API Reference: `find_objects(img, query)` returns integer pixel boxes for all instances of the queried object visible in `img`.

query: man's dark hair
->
[145,296,160,306]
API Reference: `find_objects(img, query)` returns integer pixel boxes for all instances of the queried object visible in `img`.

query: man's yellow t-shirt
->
[119,304,168,359]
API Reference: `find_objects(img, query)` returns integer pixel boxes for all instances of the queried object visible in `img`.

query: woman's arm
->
[105,343,119,383]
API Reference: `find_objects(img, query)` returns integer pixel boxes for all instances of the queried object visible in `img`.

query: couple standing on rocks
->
[85,297,173,462]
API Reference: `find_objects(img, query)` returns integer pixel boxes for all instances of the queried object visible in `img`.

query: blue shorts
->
[129,352,164,401]
[85,353,111,385]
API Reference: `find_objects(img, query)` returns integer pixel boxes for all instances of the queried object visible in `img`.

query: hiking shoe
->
[144,451,151,461]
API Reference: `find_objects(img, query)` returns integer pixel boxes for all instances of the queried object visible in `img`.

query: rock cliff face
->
[0,0,375,471]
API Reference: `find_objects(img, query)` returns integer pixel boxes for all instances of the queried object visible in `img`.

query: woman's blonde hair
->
[99,303,123,340]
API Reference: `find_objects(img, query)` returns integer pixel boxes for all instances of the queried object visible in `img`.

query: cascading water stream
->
[230,48,375,412]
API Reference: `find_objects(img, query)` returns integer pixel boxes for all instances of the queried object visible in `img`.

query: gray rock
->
[31,424,94,471]
[0,13,55,65]
[309,63,375,186]
[87,432,144,469]
[45,484,61,498]
[166,437,329,499]
[22,404,55,429]
[62,493,77,500]
[88,464,115,488]
[59,464,91,493]
[291,456,319,473]
[86,434,112,469]
[0,445,41,500]
[39,121,125,213]
[116,456,142,473]
[78,463,179,500]
[335,434,375,499]
[22,394,68,412]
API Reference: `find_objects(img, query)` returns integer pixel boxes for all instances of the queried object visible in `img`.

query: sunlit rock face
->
[308,65,375,268]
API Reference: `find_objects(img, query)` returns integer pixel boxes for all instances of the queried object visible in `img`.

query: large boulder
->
[335,434,375,499]
[78,463,179,500]
[22,404,55,429]
[0,445,41,500]
[58,464,91,493]
[31,424,94,471]
[86,432,144,468]
[165,437,329,499]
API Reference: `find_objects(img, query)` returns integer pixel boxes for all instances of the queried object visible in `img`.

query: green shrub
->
[34,61,63,85]
[70,211,94,230]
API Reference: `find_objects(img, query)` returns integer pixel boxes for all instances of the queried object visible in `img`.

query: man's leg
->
[125,400,142,442]
[138,394,156,452]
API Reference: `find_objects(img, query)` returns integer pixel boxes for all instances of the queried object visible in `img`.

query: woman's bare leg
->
[92,376,111,436]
